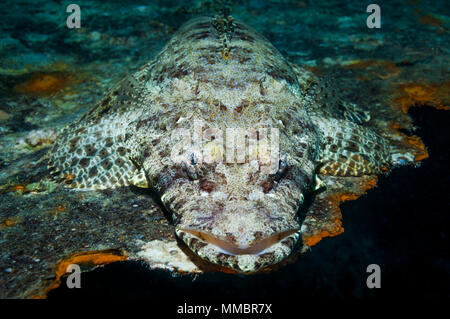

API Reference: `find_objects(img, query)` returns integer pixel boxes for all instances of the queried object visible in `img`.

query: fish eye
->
[183,152,201,179]
[190,153,198,166]
[275,155,288,180]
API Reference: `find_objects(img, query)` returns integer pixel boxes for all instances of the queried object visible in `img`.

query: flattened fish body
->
[49,16,418,272]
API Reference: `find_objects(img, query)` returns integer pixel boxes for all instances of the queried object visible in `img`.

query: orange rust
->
[359,178,378,192]
[357,75,369,82]
[35,250,127,298]
[338,194,360,202]
[405,135,426,150]
[56,205,66,213]
[345,60,401,79]
[335,178,378,202]
[406,135,429,161]
[4,184,29,194]
[391,122,401,130]
[345,60,376,69]
[12,184,25,192]
[303,219,344,247]
[64,173,75,181]
[13,72,73,96]
[390,122,429,162]
[304,65,322,75]
[390,123,429,162]
[303,178,378,247]
[172,269,191,275]
[219,266,238,274]
[392,82,450,114]
[1,218,15,227]
[419,14,443,27]
[414,152,429,162]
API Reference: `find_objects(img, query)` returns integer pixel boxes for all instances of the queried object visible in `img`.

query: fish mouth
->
[175,228,300,272]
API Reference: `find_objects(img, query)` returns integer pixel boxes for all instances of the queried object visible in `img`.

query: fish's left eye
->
[190,153,198,166]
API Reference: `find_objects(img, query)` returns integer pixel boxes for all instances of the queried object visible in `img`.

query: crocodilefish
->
[48,15,423,273]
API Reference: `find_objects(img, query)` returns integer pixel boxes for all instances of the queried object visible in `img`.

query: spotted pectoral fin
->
[47,67,153,189]
[48,122,138,189]
[315,118,390,176]
[301,175,377,249]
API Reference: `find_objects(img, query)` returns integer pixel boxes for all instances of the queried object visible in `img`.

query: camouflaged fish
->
[48,16,423,273]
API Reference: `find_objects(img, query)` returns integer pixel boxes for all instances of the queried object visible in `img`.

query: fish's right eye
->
[183,152,201,179]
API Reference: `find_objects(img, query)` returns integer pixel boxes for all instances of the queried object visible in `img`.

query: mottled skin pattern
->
[49,16,413,272]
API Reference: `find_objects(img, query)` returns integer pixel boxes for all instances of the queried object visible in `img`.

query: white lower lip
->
[176,228,300,256]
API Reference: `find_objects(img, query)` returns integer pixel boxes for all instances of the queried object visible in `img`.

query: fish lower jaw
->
[175,228,300,273]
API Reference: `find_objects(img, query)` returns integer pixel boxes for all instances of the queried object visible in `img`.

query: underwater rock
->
[137,240,202,274]
[0,180,175,298]
[0,110,11,121]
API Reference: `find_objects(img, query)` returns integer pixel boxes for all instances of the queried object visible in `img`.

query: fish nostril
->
[260,180,273,193]
[199,179,215,192]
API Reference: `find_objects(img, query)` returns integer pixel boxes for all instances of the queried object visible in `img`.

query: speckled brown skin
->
[48,16,416,273]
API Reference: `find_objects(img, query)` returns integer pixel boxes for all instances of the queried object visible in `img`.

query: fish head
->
[149,144,310,273]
